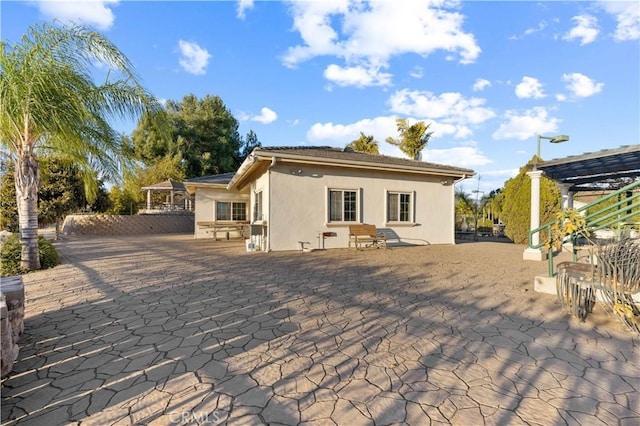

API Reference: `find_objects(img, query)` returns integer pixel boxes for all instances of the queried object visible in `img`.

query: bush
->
[1,234,60,276]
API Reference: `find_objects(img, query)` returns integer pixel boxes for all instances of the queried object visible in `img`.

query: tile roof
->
[254,146,474,175]
[184,172,236,185]
[140,179,186,191]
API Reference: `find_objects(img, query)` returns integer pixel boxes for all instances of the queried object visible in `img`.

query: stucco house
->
[184,146,474,251]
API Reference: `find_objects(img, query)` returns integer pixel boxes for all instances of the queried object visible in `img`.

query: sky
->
[2,0,639,193]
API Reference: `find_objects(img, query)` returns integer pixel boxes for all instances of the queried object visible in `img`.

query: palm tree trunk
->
[14,152,41,270]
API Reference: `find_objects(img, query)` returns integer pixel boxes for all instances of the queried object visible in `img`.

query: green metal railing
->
[528,180,640,276]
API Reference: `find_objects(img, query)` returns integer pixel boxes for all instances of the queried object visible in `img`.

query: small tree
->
[1,23,156,269]
[346,132,379,154]
[497,158,561,244]
[385,118,433,160]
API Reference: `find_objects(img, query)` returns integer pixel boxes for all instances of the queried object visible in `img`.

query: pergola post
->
[559,183,574,209]
[146,190,151,210]
[523,170,544,261]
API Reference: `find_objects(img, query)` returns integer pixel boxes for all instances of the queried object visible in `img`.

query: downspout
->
[266,157,277,252]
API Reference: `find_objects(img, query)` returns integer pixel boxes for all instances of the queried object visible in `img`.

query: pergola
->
[537,144,640,192]
[524,144,640,261]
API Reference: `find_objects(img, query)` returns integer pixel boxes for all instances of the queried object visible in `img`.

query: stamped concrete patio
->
[1,234,638,425]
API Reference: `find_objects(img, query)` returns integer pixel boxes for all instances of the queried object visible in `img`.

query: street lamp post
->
[537,134,569,159]
[472,189,484,241]
[524,133,570,261]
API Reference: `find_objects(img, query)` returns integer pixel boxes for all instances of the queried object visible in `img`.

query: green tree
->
[455,189,474,231]
[0,23,156,269]
[88,180,112,213]
[133,94,242,178]
[385,118,433,160]
[0,160,18,232]
[107,185,138,215]
[497,159,561,244]
[238,130,262,163]
[346,132,379,154]
[38,156,85,238]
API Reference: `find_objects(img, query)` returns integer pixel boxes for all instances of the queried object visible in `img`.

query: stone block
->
[0,275,25,341]
[1,295,19,377]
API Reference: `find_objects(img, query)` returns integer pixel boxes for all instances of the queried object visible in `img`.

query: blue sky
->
[2,0,639,193]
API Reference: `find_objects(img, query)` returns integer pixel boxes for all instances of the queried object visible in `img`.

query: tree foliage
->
[496,159,561,244]
[0,22,156,269]
[347,132,379,154]
[38,156,85,237]
[239,130,262,163]
[0,160,18,232]
[385,118,433,160]
[2,157,111,233]
[132,94,245,178]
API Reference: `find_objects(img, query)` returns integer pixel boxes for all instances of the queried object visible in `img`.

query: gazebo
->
[140,179,193,213]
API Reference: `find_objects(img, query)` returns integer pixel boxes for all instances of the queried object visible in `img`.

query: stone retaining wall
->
[62,214,194,235]
[1,276,24,377]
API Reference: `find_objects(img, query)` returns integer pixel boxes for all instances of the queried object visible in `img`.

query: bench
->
[197,222,249,240]
[348,224,387,250]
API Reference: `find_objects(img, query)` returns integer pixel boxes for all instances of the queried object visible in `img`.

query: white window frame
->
[385,190,415,225]
[327,188,360,224]
[253,190,263,222]
[215,200,247,222]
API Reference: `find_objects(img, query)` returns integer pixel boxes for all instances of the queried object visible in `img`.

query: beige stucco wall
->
[193,186,249,239]
[262,162,456,251]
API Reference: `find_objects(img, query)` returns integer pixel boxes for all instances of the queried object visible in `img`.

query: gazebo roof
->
[141,179,187,192]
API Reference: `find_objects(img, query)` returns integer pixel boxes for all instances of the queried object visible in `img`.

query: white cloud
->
[562,72,604,97]
[515,76,546,99]
[509,21,547,40]
[388,89,495,138]
[324,63,392,87]
[563,15,599,45]
[597,1,640,41]
[237,0,254,20]
[492,107,560,141]
[410,66,424,79]
[251,107,278,124]
[282,0,480,87]
[423,146,491,168]
[178,40,211,75]
[473,78,491,92]
[35,0,119,31]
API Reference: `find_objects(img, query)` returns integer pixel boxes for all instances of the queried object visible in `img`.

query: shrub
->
[1,234,60,276]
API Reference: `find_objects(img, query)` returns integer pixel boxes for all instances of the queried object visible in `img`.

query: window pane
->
[253,192,262,221]
[400,193,410,222]
[216,202,231,221]
[344,191,357,222]
[232,202,247,221]
[329,191,342,221]
[388,193,399,222]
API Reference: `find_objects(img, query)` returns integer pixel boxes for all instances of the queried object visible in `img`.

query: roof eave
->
[246,149,474,178]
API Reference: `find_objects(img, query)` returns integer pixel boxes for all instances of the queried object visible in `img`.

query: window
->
[329,189,358,222]
[216,201,247,221]
[387,192,412,222]
[253,191,263,222]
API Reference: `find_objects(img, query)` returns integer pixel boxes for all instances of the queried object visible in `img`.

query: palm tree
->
[385,118,434,160]
[0,23,157,270]
[346,132,379,154]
